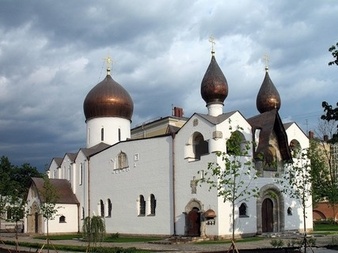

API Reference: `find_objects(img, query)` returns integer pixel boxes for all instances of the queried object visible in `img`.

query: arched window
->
[150,194,156,215]
[239,203,248,217]
[193,133,209,160]
[100,199,104,217]
[139,195,146,216]
[290,139,301,158]
[59,215,66,223]
[116,151,129,169]
[227,131,246,155]
[101,127,104,141]
[287,207,293,216]
[107,199,112,217]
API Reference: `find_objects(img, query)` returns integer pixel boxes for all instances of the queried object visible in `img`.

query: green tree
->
[328,42,338,66]
[82,216,106,252]
[279,149,312,253]
[308,138,338,218]
[199,127,258,253]
[39,176,59,253]
[321,101,338,143]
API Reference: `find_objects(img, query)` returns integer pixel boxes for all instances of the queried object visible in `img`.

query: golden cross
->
[263,54,269,70]
[209,36,216,55]
[105,56,112,73]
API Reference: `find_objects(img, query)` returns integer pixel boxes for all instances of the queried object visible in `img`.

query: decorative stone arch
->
[27,201,43,234]
[185,132,209,161]
[256,184,285,234]
[184,198,204,237]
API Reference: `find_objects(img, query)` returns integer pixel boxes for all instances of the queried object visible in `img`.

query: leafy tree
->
[199,127,258,253]
[328,42,338,66]
[82,216,106,252]
[279,149,312,253]
[321,101,338,143]
[39,176,59,253]
[308,138,338,218]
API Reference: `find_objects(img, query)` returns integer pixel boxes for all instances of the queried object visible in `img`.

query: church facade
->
[25,50,312,238]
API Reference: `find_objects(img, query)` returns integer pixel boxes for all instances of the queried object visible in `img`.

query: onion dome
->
[200,53,228,106]
[83,69,134,121]
[256,67,281,113]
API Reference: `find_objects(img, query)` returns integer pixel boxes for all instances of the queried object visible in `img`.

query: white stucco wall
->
[86,117,131,148]
[44,204,79,233]
[88,136,173,235]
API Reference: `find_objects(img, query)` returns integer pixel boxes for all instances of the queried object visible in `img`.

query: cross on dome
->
[209,36,216,55]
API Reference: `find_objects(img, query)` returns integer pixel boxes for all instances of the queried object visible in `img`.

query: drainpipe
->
[171,132,177,235]
[88,158,91,216]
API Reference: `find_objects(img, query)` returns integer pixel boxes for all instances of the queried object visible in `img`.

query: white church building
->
[25,49,312,238]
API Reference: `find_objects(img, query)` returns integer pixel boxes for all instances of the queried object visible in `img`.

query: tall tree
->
[328,42,338,66]
[39,176,59,253]
[321,101,338,143]
[279,149,312,253]
[199,127,258,253]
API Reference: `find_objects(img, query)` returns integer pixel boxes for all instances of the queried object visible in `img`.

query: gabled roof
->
[52,157,63,167]
[78,142,111,159]
[194,111,237,125]
[31,177,79,205]
[248,109,292,162]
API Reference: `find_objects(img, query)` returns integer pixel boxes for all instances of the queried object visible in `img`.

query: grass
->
[33,233,163,243]
[313,223,338,234]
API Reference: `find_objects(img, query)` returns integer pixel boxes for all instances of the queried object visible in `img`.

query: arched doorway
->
[187,207,201,236]
[256,184,285,234]
[184,199,203,237]
[262,198,273,232]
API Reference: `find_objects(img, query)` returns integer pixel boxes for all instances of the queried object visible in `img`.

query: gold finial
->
[209,36,216,55]
[263,54,269,72]
[104,56,112,75]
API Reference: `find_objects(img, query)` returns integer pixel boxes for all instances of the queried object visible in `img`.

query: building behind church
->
[25,48,312,238]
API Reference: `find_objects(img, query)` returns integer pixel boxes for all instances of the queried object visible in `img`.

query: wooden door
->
[187,207,200,236]
[262,198,273,232]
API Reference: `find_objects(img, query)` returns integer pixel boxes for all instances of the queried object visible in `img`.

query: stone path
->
[0,233,338,252]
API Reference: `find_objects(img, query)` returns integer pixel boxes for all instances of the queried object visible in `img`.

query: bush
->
[270,239,284,248]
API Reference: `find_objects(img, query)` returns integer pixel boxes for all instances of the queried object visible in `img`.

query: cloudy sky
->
[0,0,337,170]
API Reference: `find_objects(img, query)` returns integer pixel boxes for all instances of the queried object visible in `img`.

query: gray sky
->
[0,0,337,170]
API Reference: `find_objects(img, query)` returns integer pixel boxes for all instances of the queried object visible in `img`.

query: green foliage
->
[308,139,338,207]
[82,216,106,248]
[270,239,284,248]
[40,176,59,221]
[328,42,338,66]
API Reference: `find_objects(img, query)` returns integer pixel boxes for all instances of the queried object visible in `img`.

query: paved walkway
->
[1,233,338,252]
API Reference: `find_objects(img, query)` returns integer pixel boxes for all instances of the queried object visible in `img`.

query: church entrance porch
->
[257,185,285,234]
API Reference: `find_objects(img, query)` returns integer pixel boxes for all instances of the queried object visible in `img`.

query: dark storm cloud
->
[0,0,337,170]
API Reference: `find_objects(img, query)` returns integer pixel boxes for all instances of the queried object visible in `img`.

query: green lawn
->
[34,233,163,243]
[314,223,338,234]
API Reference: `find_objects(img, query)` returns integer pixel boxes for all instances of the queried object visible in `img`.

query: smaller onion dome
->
[256,67,281,113]
[201,53,228,106]
[83,71,134,121]
[203,209,217,219]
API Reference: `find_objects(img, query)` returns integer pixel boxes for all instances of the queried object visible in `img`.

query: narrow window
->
[101,127,104,142]
[118,128,121,141]
[59,215,66,223]
[239,203,247,217]
[150,194,156,215]
[287,207,293,216]
[79,163,83,185]
[82,207,85,220]
[107,199,112,217]
[100,199,104,217]
[139,195,145,216]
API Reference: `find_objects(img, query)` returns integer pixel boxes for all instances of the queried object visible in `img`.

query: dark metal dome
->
[201,55,228,105]
[256,67,281,113]
[83,74,134,121]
